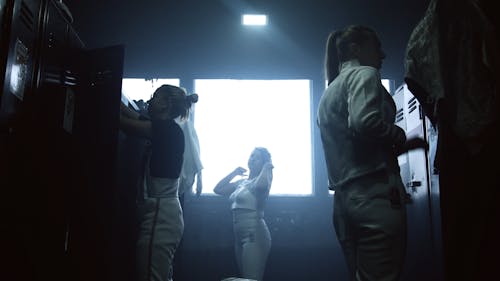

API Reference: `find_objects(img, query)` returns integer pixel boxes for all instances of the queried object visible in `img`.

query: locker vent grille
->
[20,1,35,32]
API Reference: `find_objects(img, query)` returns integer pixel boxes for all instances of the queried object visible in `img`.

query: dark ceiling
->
[65,0,431,84]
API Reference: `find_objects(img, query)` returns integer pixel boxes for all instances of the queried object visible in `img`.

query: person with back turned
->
[317,25,427,281]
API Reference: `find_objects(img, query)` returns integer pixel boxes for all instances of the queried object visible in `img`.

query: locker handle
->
[406,181,422,188]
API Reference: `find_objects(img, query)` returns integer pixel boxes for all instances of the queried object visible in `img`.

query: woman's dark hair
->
[325,25,377,85]
[155,84,198,120]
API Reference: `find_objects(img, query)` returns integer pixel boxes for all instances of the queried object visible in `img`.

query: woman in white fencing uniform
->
[214,147,274,281]
[120,84,198,281]
[317,25,426,281]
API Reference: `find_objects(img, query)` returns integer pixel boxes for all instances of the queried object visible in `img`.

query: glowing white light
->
[242,14,267,26]
[121,78,180,102]
[194,79,313,196]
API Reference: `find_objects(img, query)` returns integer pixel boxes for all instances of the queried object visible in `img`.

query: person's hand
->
[195,173,203,197]
[395,137,428,155]
[232,167,247,177]
[120,101,142,120]
[405,137,428,151]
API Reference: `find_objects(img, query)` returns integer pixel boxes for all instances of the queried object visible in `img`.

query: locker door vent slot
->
[20,1,35,32]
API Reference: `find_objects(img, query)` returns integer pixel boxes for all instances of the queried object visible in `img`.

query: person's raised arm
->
[395,137,429,156]
[120,102,141,119]
[119,102,152,138]
[213,167,247,196]
[253,162,274,191]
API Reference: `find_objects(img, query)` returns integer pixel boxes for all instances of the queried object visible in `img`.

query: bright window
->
[121,78,180,102]
[193,79,313,196]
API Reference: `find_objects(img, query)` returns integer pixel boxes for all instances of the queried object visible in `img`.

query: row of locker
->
[1,1,128,281]
[393,83,443,281]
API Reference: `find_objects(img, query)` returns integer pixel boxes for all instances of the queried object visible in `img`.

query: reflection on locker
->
[393,83,443,281]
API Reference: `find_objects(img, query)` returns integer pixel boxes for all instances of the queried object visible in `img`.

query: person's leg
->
[234,231,243,276]
[348,173,407,281]
[171,192,185,281]
[333,189,357,281]
[155,198,184,281]
[136,198,157,281]
[233,220,243,272]
[137,198,184,281]
[239,219,271,280]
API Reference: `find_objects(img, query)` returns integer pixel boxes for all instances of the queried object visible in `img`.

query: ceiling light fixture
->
[242,14,267,26]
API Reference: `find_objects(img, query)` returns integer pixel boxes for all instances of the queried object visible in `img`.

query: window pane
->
[121,78,180,102]
[194,79,312,196]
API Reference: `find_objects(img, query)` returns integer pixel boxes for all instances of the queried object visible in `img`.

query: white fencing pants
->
[136,180,184,281]
[333,171,407,281]
[233,209,271,281]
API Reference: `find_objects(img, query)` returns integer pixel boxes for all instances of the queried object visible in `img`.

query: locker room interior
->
[1,0,498,281]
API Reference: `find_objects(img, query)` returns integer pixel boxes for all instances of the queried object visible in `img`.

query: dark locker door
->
[0,0,41,122]
[1,1,44,281]
[0,0,10,101]
[67,44,124,281]
[30,0,80,279]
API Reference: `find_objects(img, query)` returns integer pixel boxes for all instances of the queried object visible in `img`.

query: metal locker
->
[394,83,443,281]
[0,0,42,123]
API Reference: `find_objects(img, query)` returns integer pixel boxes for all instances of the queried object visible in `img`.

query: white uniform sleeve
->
[347,67,406,145]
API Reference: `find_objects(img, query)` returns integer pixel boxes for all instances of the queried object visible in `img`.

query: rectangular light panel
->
[242,14,267,26]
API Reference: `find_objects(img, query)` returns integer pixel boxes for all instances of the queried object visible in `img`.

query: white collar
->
[339,59,361,73]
